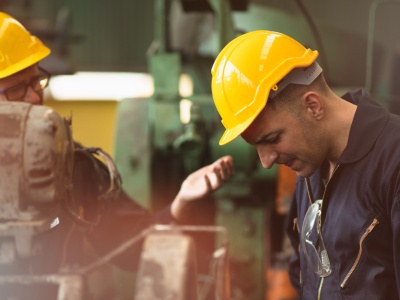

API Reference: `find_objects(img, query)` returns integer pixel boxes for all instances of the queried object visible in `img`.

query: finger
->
[204,174,212,191]
[218,157,234,180]
[212,165,227,189]
[207,156,234,188]
[218,161,229,180]
[222,156,234,174]
[206,169,221,190]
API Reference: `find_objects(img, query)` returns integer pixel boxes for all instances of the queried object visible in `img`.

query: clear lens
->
[34,75,50,91]
[6,83,27,101]
[301,199,332,277]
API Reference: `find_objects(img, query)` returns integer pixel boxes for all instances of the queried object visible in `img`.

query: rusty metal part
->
[0,102,73,260]
[135,232,198,300]
[154,225,230,300]
[63,146,122,229]
[0,274,88,300]
[84,147,122,198]
[76,224,230,300]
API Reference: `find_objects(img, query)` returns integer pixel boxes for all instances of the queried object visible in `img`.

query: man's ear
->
[301,91,324,120]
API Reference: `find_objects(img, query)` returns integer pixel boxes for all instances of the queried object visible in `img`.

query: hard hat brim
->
[0,37,51,79]
[219,115,257,145]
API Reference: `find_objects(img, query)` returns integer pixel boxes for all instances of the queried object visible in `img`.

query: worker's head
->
[0,12,51,105]
[211,30,331,177]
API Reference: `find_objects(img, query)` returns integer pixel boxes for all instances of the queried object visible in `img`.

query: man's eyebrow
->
[255,131,281,144]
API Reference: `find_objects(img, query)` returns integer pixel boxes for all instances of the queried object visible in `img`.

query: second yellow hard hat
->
[0,12,51,79]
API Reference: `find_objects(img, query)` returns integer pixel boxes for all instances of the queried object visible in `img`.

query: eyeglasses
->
[0,67,51,101]
[301,198,332,277]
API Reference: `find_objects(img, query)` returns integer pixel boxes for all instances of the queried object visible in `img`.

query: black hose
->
[295,0,330,81]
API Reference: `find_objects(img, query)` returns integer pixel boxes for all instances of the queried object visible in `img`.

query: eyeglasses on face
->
[0,67,51,101]
[301,199,332,277]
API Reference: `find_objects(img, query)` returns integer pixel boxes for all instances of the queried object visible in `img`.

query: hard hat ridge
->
[269,62,323,99]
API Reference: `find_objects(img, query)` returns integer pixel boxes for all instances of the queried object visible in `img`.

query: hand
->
[171,155,234,221]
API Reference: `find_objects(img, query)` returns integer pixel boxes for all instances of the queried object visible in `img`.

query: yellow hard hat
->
[211,30,319,145]
[0,12,51,79]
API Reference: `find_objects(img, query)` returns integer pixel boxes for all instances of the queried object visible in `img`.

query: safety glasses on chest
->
[0,67,50,101]
[301,178,332,277]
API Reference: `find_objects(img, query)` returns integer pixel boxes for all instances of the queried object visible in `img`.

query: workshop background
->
[2,0,400,299]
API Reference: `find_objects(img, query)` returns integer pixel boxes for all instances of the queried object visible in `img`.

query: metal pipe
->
[366,0,400,92]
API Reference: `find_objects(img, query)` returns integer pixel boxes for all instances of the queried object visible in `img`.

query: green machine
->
[114,0,277,299]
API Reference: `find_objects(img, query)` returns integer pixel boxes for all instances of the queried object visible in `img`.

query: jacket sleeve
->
[85,190,176,271]
[70,144,177,271]
[286,192,301,294]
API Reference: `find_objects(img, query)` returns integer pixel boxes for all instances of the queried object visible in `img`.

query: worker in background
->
[211,30,400,299]
[0,10,234,281]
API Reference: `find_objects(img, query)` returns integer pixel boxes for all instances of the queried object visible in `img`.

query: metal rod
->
[366,0,400,92]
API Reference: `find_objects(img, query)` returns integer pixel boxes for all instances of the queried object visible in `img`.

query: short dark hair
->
[267,73,329,113]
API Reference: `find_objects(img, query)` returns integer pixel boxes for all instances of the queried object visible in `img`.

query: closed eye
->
[267,136,281,144]
[256,134,281,145]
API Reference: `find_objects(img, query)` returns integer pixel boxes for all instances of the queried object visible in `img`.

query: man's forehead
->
[241,126,279,145]
[3,65,38,78]
[241,121,272,144]
[240,105,288,144]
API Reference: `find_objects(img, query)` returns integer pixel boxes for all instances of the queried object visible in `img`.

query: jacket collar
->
[305,89,389,205]
[338,88,389,164]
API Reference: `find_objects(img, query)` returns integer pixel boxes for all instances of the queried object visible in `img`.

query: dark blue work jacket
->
[287,89,400,299]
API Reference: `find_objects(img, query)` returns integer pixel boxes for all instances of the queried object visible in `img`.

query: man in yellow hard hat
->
[211,30,400,299]
[0,10,234,285]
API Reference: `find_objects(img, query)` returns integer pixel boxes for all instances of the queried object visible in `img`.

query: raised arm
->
[170,155,234,221]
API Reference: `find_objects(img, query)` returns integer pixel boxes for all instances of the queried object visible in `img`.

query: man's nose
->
[24,86,43,105]
[257,147,279,169]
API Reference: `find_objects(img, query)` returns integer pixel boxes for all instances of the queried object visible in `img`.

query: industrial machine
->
[0,102,74,263]
[4,0,400,299]
[0,102,81,299]
[0,102,232,300]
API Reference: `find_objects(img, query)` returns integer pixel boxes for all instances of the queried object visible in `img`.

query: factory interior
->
[1,0,400,299]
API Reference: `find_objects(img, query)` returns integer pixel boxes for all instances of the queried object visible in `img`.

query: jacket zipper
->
[340,218,379,288]
[293,218,302,284]
[293,217,299,232]
[318,277,324,300]
[317,164,340,300]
